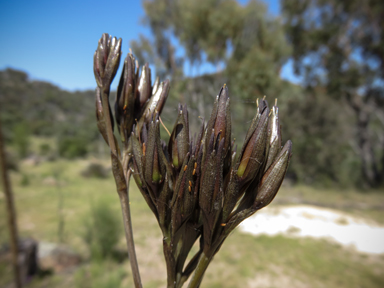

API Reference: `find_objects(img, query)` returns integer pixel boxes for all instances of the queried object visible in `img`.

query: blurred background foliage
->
[1,1,384,287]
[1,0,383,189]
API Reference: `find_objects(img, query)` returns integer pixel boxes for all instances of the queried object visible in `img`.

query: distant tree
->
[282,0,384,187]
[132,0,291,148]
[132,0,290,95]
[0,68,99,157]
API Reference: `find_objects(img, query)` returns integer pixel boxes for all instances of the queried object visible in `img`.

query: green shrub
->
[13,122,30,158]
[82,200,122,260]
[39,143,51,156]
[58,136,88,159]
[20,173,30,186]
[81,163,108,179]
[5,150,18,171]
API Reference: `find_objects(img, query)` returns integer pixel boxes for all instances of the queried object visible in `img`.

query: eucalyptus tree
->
[282,0,384,187]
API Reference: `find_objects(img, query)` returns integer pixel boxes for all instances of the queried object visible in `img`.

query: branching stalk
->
[187,252,211,288]
[176,248,203,288]
[100,88,142,287]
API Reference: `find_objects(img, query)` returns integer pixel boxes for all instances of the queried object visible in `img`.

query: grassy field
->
[1,157,384,287]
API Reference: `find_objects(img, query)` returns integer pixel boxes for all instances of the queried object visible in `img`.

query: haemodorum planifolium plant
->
[93,33,292,288]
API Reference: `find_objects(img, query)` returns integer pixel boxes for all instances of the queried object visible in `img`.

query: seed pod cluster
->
[94,34,292,286]
[115,53,170,149]
[130,84,292,279]
[94,33,169,173]
[93,34,122,91]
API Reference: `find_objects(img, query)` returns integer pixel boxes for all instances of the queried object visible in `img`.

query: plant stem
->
[176,248,203,288]
[187,252,211,288]
[119,170,142,288]
[99,88,142,287]
[163,240,176,288]
[0,119,22,288]
[101,89,117,156]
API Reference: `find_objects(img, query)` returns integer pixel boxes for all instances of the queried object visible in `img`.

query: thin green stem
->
[186,234,227,288]
[187,252,211,288]
[176,248,203,288]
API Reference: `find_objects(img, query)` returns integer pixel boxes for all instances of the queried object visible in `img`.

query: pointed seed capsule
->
[254,140,292,209]
[93,33,122,89]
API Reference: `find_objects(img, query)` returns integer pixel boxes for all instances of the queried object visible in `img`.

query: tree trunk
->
[347,93,381,187]
[0,118,22,288]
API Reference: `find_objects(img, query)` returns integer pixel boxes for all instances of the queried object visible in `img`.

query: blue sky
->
[0,0,298,91]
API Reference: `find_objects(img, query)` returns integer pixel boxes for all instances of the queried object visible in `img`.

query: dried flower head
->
[93,34,292,287]
[130,83,292,285]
